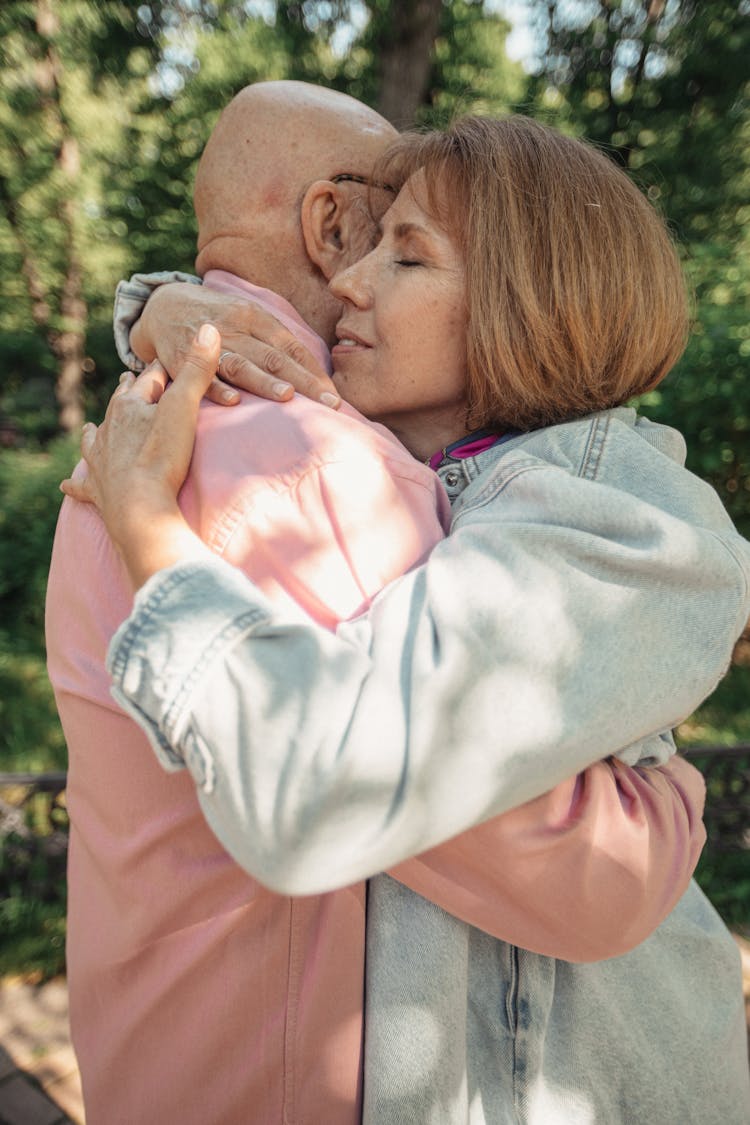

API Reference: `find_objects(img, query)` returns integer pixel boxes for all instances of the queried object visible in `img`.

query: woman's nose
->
[330,257,372,308]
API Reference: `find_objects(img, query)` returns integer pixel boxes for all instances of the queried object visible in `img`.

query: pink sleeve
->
[387,755,706,962]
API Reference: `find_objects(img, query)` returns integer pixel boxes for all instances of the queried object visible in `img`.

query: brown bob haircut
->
[374,115,689,433]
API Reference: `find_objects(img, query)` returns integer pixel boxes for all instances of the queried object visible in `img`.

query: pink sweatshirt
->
[46,271,705,1125]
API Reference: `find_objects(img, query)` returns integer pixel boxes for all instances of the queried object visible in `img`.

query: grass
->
[0,643,68,773]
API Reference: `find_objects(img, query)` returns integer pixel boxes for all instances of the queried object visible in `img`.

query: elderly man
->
[47,82,704,1125]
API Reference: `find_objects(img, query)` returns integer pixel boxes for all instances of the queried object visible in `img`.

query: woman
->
[65,116,750,1122]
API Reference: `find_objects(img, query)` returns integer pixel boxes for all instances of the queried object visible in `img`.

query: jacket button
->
[444,470,460,487]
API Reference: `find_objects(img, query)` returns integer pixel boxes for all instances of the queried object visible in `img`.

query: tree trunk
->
[374,0,445,128]
[54,133,86,432]
[36,0,86,433]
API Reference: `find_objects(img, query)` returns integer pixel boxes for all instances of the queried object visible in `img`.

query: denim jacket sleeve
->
[107,425,750,895]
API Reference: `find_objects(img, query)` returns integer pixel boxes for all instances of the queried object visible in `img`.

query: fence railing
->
[0,771,68,835]
[0,771,69,909]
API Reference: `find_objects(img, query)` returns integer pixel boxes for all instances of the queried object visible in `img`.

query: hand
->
[132,282,341,409]
[60,324,218,588]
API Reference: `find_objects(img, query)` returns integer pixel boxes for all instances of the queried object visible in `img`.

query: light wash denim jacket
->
[109,408,750,1123]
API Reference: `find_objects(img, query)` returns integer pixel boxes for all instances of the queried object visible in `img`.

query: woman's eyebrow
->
[392,221,430,240]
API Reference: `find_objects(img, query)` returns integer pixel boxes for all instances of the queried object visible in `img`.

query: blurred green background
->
[1,0,749,977]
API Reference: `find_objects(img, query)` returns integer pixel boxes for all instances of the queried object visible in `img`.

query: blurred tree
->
[368,0,446,126]
[104,11,297,282]
[524,0,750,530]
[0,1,173,437]
[106,1,523,283]
[321,0,523,126]
[0,0,86,434]
[0,3,152,434]
[419,0,525,126]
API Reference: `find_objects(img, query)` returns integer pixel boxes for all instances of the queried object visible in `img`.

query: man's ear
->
[301,180,368,281]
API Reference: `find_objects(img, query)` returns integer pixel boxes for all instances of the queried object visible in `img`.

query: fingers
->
[60,476,93,503]
[178,322,222,397]
[228,305,334,390]
[204,375,241,408]
[108,363,168,420]
[134,283,340,407]
[216,347,340,408]
[254,336,337,401]
[132,360,169,402]
[59,332,218,516]
[214,349,294,402]
[157,324,222,427]
[60,439,95,502]
[80,421,98,460]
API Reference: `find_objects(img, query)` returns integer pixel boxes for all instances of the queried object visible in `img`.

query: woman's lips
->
[333,326,372,350]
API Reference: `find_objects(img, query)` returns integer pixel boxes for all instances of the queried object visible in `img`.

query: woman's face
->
[330,170,469,461]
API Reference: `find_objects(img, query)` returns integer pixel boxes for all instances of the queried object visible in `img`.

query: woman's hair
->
[374,116,689,432]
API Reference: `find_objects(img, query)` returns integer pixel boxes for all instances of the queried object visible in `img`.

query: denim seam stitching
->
[108,566,199,680]
[450,461,551,525]
[160,607,268,744]
[579,413,609,480]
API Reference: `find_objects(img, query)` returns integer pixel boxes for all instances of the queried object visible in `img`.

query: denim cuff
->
[107,557,270,773]
[113,271,202,370]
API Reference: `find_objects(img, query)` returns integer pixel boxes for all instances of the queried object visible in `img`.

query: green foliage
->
[318,0,523,123]
[0,0,170,432]
[0,886,67,980]
[421,0,525,125]
[0,439,70,975]
[694,850,750,930]
[677,663,750,747]
[0,643,67,774]
[0,799,68,979]
[0,439,75,636]
[525,0,750,532]
[678,663,750,925]
[0,440,75,773]
[642,240,750,535]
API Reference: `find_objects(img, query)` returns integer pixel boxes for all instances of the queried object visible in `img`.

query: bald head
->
[193,81,396,330]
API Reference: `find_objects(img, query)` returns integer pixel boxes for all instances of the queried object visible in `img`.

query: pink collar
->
[427,430,503,472]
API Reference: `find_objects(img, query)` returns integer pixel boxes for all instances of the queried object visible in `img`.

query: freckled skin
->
[330,171,469,462]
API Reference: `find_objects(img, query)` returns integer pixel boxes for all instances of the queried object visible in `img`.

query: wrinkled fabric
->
[52,275,713,1125]
[108,405,750,1122]
[109,409,750,888]
[48,276,446,1125]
